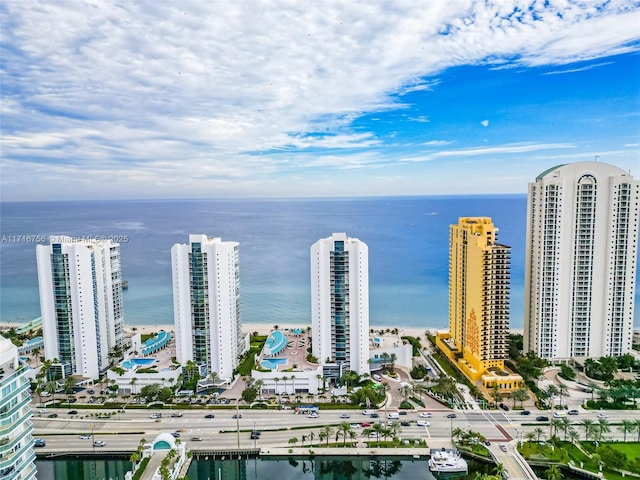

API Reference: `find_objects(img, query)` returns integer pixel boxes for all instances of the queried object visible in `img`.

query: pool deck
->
[258,327,316,372]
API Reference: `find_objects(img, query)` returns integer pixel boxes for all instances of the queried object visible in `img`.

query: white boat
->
[428,448,468,474]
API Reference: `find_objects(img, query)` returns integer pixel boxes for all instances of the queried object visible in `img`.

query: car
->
[446,413,457,419]
[340,413,350,419]
[499,403,509,411]
[361,422,372,427]
[484,441,491,446]
[308,413,318,418]
[369,432,381,439]
[250,430,261,439]
[190,436,203,441]
[34,439,46,447]
[362,410,374,415]
[399,411,407,415]
[87,389,95,395]
[500,445,507,452]
[204,414,215,419]
[597,413,608,418]
[373,374,382,381]
[553,412,566,418]
[417,420,430,427]
[171,432,180,438]
[520,410,531,415]
[68,410,78,415]
[536,416,549,421]
[401,421,411,426]
[232,414,243,419]
[80,434,92,440]
[93,440,106,447]
[370,413,379,418]
[41,391,52,397]
[47,413,58,418]
[39,409,48,414]
[149,413,162,419]
[419,412,432,418]
[170,412,183,417]
[568,410,579,415]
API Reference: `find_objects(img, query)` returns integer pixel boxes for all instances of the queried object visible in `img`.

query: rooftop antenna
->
[594,154,599,162]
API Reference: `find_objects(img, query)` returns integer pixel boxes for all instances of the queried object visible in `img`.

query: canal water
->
[36,455,494,479]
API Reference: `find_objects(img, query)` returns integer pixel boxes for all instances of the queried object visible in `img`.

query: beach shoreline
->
[1,320,523,340]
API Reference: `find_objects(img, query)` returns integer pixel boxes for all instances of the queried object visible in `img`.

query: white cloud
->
[480,120,489,127]
[1,1,639,199]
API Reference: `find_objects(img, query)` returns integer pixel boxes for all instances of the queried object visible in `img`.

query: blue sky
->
[1,1,639,201]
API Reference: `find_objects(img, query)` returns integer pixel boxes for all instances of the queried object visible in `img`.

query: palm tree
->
[493,463,506,477]
[130,377,138,395]
[550,419,563,438]
[319,425,333,446]
[596,418,610,442]
[557,384,568,407]
[337,421,352,447]
[490,385,501,406]
[282,376,289,395]
[579,419,595,441]
[452,427,464,442]
[371,423,385,446]
[525,431,536,444]
[290,375,296,395]
[307,431,315,446]
[545,384,559,408]
[633,419,640,442]
[618,419,635,442]
[273,377,280,396]
[560,417,571,441]
[545,464,564,480]
[63,375,75,406]
[533,427,545,442]
[567,428,580,444]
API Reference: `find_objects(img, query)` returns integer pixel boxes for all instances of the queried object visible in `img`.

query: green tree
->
[618,419,635,442]
[319,425,333,446]
[579,419,596,441]
[336,421,352,447]
[241,387,257,403]
[545,464,563,480]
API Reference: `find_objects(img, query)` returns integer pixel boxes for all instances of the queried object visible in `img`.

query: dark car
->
[232,414,242,419]
[48,413,58,418]
[34,439,46,447]
[446,413,457,418]
[68,410,78,415]
[520,410,531,415]
[568,410,579,415]
[87,389,95,395]
[536,416,549,421]
[370,413,379,418]
[171,432,180,438]
[204,414,215,419]
[399,411,408,416]
[484,440,491,446]
[250,430,261,439]
[499,403,509,411]
[400,421,411,426]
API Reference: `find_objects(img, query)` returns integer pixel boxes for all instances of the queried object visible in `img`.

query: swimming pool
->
[122,358,156,370]
[260,358,288,370]
[263,330,287,356]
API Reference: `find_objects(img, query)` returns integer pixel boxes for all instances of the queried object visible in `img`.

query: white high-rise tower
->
[36,236,125,378]
[311,233,370,376]
[524,161,639,361]
[172,234,242,381]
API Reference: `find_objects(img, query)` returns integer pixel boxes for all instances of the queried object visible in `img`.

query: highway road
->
[32,406,640,454]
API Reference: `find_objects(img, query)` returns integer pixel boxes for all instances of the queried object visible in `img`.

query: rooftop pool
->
[260,357,288,370]
[122,357,156,370]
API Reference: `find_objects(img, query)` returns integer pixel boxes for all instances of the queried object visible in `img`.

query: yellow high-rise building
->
[436,217,523,393]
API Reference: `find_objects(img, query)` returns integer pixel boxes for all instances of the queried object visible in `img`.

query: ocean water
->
[1,195,638,330]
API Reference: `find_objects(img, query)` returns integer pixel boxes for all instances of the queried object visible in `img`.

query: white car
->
[597,413,608,418]
[308,412,318,418]
[80,434,91,440]
[93,440,106,447]
[340,413,350,419]
[417,420,430,427]
[362,410,374,415]
[41,392,52,397]
[39,409,48,414]
[418,412,432,418]
[149,413,162,419]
